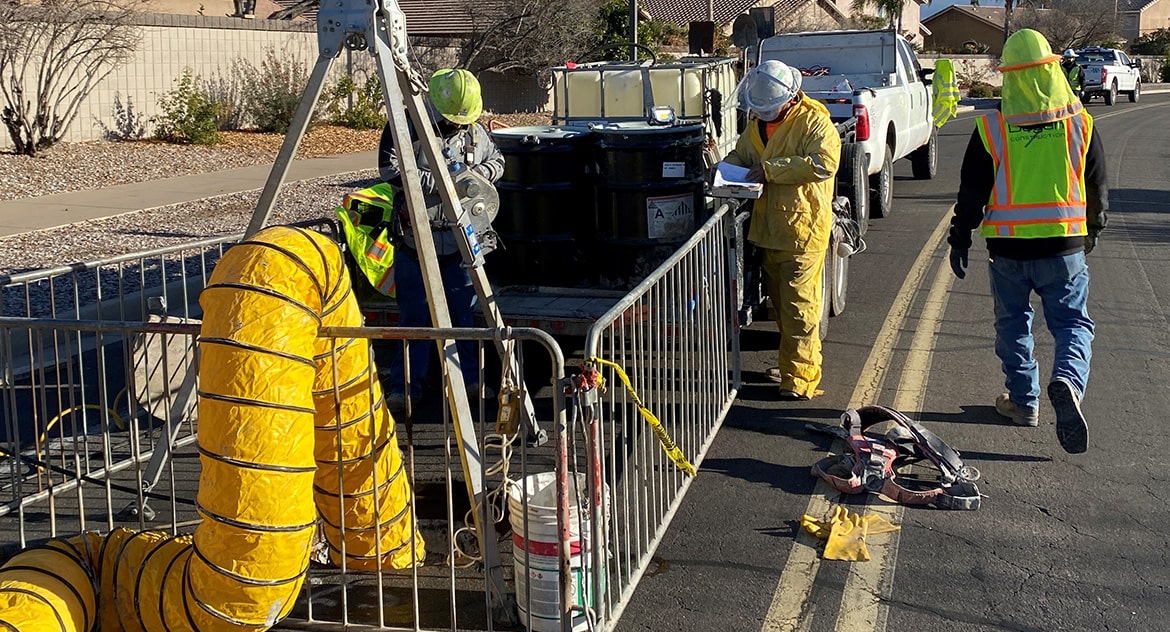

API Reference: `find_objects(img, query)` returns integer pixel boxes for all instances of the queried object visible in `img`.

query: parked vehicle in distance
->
[1076,46,1141,105]
[757,29,937,221]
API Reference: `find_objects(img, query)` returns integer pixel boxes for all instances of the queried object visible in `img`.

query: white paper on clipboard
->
[709,162,763,199]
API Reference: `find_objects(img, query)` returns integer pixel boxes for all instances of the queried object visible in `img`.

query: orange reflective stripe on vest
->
[976,111,1091,239]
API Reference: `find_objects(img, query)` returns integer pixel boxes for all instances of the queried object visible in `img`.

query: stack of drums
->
[591,122,707,288]
[488,125,595,287]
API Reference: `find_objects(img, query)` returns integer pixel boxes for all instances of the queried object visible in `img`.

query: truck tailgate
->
[361,286,628,337]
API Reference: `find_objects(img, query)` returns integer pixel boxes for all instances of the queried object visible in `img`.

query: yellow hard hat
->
[428,68,483,125]
[998,29,1060,73]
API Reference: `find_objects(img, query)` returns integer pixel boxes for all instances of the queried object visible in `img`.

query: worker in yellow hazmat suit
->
[724,60,841,400]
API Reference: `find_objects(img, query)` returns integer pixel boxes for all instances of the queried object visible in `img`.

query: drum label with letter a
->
[646,193,694,239]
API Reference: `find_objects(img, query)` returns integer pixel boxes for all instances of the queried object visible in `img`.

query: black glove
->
[946,221,972,280]
[949,247,968,279]
[1084,231,1099,254]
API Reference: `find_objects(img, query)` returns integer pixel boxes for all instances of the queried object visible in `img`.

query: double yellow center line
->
[763,210,955,632]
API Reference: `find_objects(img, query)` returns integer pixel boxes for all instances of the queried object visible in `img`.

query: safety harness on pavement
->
[810,405,982,510]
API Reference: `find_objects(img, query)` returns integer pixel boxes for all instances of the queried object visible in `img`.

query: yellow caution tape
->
[587,357,696,477]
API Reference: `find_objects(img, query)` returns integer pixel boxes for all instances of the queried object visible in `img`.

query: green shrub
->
[152,70,221,145]
[324,73,387,130]
[239,48,312,133]
[1132,29,1170,55]
[966,82,994,98]
[991,85,1002,98]
[1162,55,1170,83]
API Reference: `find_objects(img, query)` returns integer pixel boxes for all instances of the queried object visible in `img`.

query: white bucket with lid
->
[509,471,606,632]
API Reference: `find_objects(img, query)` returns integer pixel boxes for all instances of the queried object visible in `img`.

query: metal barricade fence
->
[0,209,746,631]
[0,315,588,631]
[582,203,742,630]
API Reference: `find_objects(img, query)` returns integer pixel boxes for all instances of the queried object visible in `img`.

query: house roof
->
[640,0,763,27]
[1118,0,1160,11]
[267,0,508,35]
[922,5,1005,29]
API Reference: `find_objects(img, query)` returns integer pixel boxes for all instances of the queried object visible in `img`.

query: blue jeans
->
[387,249,478,398]
[989,252,1094,412]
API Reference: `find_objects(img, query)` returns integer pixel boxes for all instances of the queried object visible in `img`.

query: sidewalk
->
[0,150,377,238]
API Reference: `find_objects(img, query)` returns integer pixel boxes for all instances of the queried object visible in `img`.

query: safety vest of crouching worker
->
[723,60,841,401]
[335,182,398,297]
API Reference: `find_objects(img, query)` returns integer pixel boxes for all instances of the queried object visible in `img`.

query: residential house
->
[265,0,547,113]
[641,0,928,48]
[641,0,845,34]
[1118,0,1170,41]
[921,5,1006,55]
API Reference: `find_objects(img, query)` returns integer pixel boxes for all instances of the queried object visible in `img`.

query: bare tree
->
[1014,0,1119,50]
[456,0,602,77]
[0,0,141,156]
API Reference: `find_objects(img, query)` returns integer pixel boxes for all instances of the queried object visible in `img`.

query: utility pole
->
[1002,0,1014,47]
[629,0,638,60]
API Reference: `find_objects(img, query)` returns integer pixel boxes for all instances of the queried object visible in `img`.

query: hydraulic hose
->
[0,226,424,631]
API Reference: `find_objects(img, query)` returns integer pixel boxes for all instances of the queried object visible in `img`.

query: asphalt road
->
[614,93,1170,632]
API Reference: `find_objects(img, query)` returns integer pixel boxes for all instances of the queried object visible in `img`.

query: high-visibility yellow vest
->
[336,183,396,296]
[975,111,1092,239]
[1063,64,1083,91]
[932,59,960,128]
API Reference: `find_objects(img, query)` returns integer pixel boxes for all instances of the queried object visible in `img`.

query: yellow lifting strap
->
[587,357,697,477]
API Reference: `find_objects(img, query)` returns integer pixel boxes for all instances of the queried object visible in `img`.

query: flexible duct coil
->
[0,226,424,631]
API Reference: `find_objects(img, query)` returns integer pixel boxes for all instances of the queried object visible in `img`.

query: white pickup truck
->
[757,29,937,222]
[1076,46,1142,105]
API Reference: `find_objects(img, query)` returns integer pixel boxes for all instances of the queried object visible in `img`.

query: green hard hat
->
[999,29,1059,73]
[428,68,482,125]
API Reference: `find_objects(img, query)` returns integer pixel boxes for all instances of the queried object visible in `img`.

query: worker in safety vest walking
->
[724,60,841,400]
[1061,49,1084,99]
[378,68,504,413]
[947,29,1107,454]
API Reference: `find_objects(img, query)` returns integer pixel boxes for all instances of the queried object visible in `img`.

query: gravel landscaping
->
[0,114,556,279]
[0,116,550,276]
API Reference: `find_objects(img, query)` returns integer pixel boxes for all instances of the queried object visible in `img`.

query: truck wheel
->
[830,243,848,317]
[1105,82,1117,106]
[1129,80,1141,103]
[910,129,938,180]
[838,143,869,235]
[820,245,832,340]
[869,149,894,219]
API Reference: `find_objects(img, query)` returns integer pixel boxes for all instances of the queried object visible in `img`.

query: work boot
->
[466,383,497,400]
[995,393,1038,427]
[1048,378,1088,454]
[388,392,417,415]
[765,367,784,384]
[778,388,809,402]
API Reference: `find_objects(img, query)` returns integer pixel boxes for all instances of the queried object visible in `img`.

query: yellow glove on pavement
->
[800,505,901,562]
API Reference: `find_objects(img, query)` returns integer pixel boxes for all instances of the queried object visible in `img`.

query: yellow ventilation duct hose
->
[0,538,98,632]
[0,226,424,631]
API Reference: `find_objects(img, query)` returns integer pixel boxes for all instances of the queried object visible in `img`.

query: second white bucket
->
[509,471,606,632]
